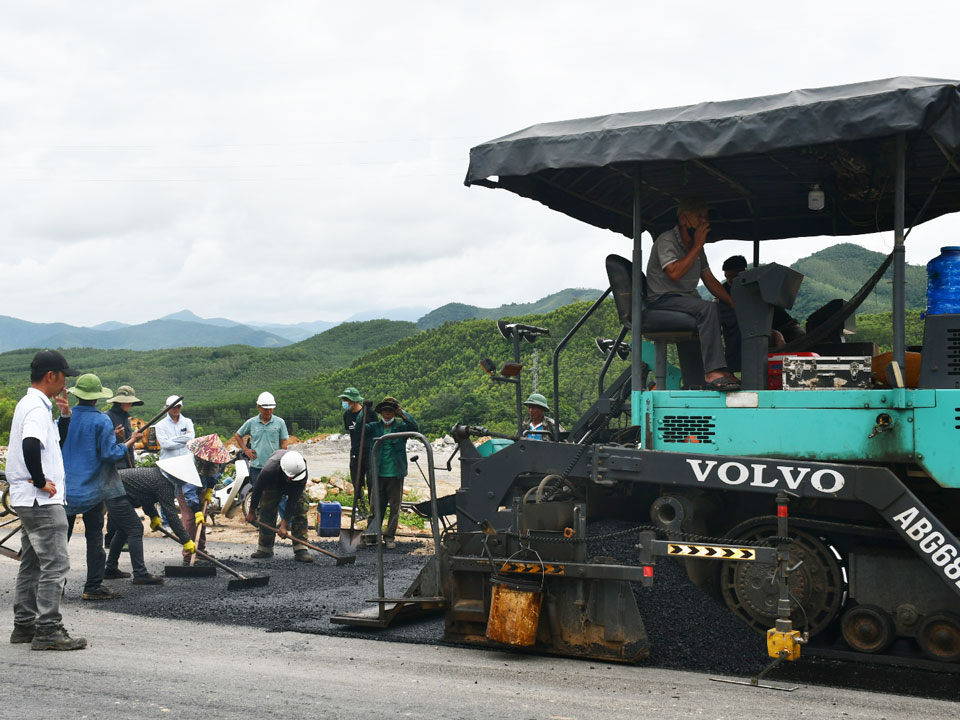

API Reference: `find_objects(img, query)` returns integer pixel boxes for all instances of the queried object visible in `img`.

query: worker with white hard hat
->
[232,391,289,487]
[245,449,313,562]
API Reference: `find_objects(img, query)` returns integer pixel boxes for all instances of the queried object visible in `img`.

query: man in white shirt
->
[154,395,199,560]
[7,350,87,650]
[155,395,195,463]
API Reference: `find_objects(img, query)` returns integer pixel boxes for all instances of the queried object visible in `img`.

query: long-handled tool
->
[187,495,210,568]
[253,519,356,566]
[340,407,369,552]
[156,526,269,590]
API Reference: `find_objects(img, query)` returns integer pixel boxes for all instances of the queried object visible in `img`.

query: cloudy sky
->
[2,1,959,327]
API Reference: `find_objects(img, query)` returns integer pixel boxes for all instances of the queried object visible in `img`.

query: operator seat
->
[606,254,705,389]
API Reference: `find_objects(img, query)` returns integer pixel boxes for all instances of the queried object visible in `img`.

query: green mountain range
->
[0,243,933,443]
[416,288,604,329]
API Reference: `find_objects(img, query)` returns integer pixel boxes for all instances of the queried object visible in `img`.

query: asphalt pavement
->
[0,533,957,718]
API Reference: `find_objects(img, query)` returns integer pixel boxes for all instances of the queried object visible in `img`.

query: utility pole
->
[532,349,539,393]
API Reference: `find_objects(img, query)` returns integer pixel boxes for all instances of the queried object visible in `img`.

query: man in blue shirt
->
[233,391,288,487]
[62,374,145,600]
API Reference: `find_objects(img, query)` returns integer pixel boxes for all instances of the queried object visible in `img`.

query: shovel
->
[157,526,269,590]
[340,409,368,553]
[252,519,356,566]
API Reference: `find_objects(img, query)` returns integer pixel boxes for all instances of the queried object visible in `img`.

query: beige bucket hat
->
[107,385,144,406]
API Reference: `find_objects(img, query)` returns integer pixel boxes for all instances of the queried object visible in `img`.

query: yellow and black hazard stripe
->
[499,561,565,575]
[666,543,757,561]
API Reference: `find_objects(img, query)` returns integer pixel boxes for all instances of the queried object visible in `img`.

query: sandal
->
[705,376,741,392]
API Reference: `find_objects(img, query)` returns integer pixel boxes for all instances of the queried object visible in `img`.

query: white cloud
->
[0,0,958,325]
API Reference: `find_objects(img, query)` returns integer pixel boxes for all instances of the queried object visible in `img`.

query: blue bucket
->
[317,501,342,537]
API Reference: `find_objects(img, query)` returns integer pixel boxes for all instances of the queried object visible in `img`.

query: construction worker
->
[7,350,86,650]
[645,197,740,391]
[112,465,197,571]
[172,434,231,564]
[523,393,561,441]
[62,374,149,599]
[245,449,312,563]
[352,396,418,549]
[155,395,198,553]
[233,391,288,488]
[339,387,374,514]
[103,384,143,550]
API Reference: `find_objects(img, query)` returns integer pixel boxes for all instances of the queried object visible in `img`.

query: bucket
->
[485,575,544,647]
[316,501,342,537]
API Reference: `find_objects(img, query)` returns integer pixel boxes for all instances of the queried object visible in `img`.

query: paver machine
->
[342,78,960,670]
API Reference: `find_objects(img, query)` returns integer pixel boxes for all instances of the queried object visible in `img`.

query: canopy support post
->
[893,133,907,372]
[631,172,645,418]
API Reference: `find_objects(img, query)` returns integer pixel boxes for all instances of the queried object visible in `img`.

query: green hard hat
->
[523,393,550,410]
[339,387,363,403]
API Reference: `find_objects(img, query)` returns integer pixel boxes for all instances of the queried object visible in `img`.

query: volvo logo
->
[685,459,845,494]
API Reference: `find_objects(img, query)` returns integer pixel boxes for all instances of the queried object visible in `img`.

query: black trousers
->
[105,496,149,578]
[66,502,106,593]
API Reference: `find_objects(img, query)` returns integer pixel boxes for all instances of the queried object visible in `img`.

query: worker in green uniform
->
[352,396,418,549]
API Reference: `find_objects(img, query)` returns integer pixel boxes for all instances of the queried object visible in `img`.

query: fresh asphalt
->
[0,534,957,718]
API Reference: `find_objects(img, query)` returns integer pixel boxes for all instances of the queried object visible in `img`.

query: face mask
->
[382,416,395,426]
[341,401,350,410]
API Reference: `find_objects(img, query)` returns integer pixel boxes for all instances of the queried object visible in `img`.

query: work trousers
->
[349,450,371,513]
[178,488,206,561]
[66,502,106,594]
[14,503,70,630]
[373,475,404,540]
[104,496,149,578]
[647,293,729,375]
[255,486,309,553]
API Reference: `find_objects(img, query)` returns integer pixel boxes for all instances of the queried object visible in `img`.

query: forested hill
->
[416,288,604,329]
[788,243,927,319]
[0,319,418,420]
[189,301,630,437]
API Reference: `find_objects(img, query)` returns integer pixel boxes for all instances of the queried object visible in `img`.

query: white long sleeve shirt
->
[155,413,195,461]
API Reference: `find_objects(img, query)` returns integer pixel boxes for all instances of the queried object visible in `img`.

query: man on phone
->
[644,197,740,391]
[6,350,86,650]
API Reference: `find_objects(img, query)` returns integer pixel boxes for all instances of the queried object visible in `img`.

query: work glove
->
[149,516,162,532]
[194,511,205,527]
[203,488,214,504]
[183,540,197,554]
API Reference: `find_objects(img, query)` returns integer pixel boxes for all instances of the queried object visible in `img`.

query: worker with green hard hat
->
[339,386,374,514]
[523,393,562,441]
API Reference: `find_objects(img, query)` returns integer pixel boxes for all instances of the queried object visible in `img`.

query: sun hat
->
[107,385,144,406]
[339,387,363,403]
[67,374,113,401]
[374,396,401,413]
[187,434,231,463]
[523,393,550,411]
[31,349,79,377]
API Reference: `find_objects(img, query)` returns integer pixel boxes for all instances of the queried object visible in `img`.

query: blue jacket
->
[62,405,129,513]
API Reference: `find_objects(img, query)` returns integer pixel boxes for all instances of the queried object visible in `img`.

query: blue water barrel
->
[927,247,960,315]
[317,501,341,537]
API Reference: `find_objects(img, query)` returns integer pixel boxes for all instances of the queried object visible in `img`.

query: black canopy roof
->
[465,77,960,242]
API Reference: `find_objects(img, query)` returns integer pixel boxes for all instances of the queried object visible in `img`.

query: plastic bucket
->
[485,576,543,646]
[316,501,342,537]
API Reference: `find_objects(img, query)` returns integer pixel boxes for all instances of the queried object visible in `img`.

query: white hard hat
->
[165,395,183,408]
[257,391,277,408]
[279,450,306,481]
